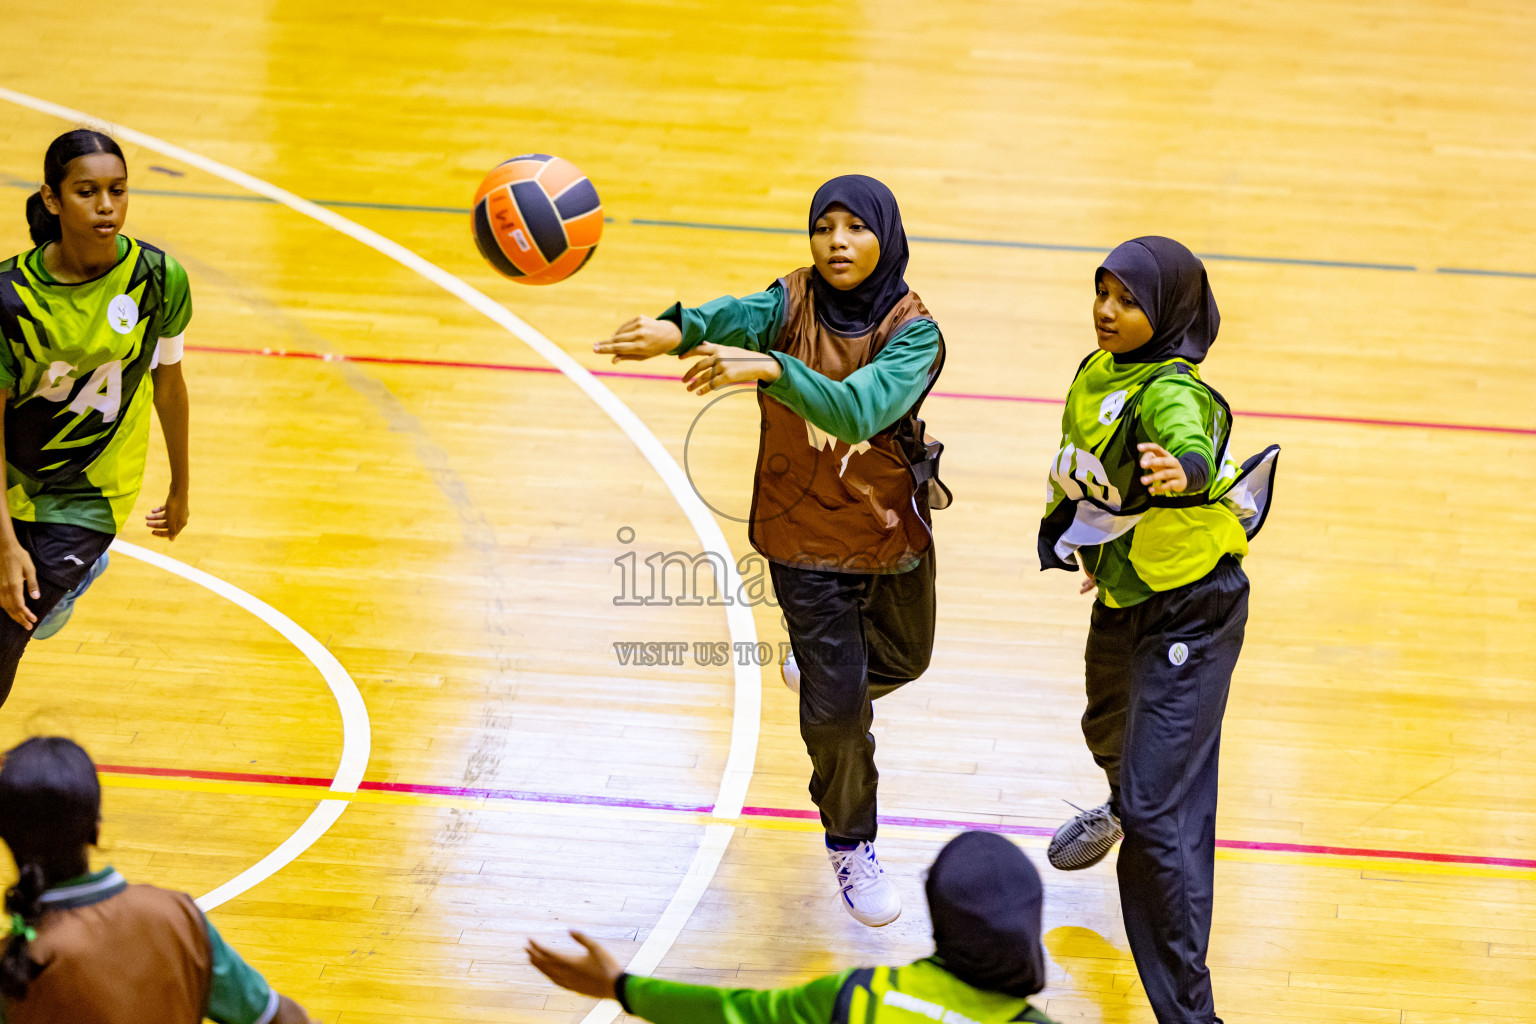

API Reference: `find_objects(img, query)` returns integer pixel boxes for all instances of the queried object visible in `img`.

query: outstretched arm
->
[596,315,684,362]
[527,930,847,1024]
[595,290,785,364]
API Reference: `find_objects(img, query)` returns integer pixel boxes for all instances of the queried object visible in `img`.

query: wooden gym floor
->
[0,1,1533,1021]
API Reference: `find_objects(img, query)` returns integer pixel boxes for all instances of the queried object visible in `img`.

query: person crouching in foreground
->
[528,830,1060,1024]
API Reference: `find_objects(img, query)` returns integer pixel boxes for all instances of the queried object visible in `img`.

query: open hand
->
[682,343,782,395]
[1137,442,1188,496]
[146,491,189,540]
[595,316,683,363]
[0,538,38,629]
[1079,559,1097,595]
[526,930,623,1000]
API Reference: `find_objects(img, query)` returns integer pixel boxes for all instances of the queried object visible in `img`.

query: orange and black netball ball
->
[471,155,603,285]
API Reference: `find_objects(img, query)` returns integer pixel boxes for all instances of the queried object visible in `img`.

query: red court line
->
[98,764,1536,871]
[186,343,1536,437]
[99,763,335,787]
[1213,837,1536,868]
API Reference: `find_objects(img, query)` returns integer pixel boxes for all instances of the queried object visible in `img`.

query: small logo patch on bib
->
[1098,390,1127,425]
[1168,642,1189,666]
[107,294,139,335]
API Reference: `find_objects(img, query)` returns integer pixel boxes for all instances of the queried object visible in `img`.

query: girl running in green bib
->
[1038,237,1277,1024]
[0,130,192,707]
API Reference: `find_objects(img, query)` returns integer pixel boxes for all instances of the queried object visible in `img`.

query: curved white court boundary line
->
[108,539,369,912]
[0,88,762,1015]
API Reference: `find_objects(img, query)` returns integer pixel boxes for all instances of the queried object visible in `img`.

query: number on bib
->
[66,360,123,423]
[1050,442,1123,507]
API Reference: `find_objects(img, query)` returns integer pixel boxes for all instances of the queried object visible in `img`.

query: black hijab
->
[925,830,1047,998]
[1096,236,1219,364]
[807,175,910,334]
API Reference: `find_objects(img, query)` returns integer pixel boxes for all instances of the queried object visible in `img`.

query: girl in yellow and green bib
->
[1039,237,1278,1024]
[0,129,193,707]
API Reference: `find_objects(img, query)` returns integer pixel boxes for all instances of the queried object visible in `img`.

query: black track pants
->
[0,520,115,709]
[770,548,936,844]
[1081,557,1249,1024]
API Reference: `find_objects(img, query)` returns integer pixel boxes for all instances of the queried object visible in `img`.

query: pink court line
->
[97,763,711,813]
[186,343,1536,438]
[98,763,1536,871]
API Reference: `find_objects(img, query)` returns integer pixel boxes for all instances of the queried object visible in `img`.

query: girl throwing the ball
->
[598,175,947,927]
[1038,237,1278,1023]
[0,129,192,709]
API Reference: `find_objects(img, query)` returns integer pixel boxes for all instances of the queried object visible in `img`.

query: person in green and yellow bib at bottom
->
[0,736,318,1024]
[528,830,1059,1024]
[0,129,194,710]
[1038,237,1279,1024]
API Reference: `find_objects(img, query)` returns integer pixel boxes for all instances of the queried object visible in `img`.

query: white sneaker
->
[781,653,801,694]
[828,841,901,927]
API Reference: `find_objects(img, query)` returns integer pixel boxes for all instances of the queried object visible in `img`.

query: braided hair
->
[0,737,101,999]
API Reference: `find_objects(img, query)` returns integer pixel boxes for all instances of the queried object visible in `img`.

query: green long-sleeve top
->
[620,967,852,1024]
[659,285,940,445]
[616,959,1058,1024]
[1046,352,1248,608]
[1088,377,1247,608]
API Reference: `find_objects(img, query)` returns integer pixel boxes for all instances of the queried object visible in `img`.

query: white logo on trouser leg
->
[1169,642,1189,666]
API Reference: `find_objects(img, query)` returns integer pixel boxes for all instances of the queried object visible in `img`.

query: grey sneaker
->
[1047,800,1122,870]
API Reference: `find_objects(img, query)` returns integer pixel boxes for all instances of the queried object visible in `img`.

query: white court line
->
[0,87,762,1014]
[108,539,369,912]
